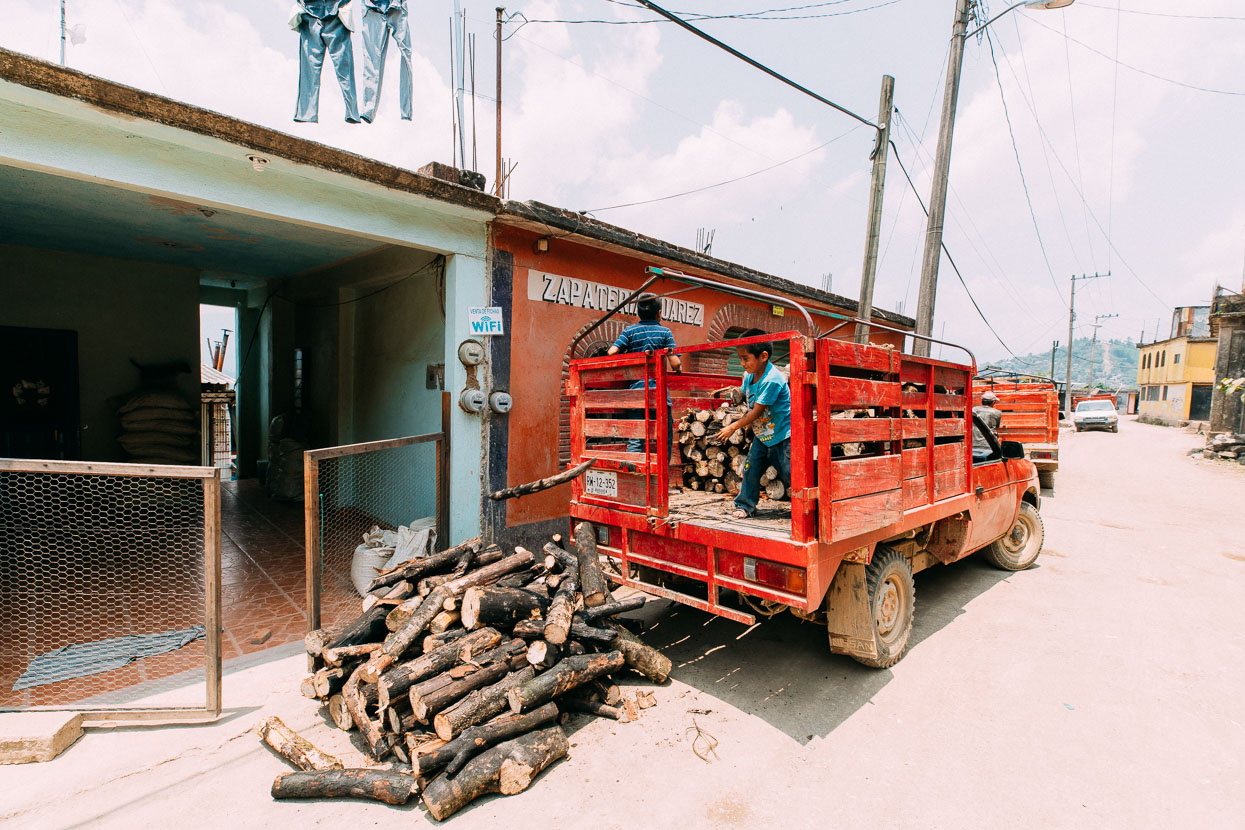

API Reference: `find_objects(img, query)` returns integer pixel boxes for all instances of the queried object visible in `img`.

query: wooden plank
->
[902,447,927,480]
[203,470,223,716]
[933,419,966,438]
[934,467,968,500]
[830,489,903,542]
[575,366,647,384]
[820,339,896,374]
[902,476,927,510]
[824,378,901,408]
[829,455,901,500]
[583,419,652,440]
[666,374,742,392]
[0,458,215,478]
[828,418,896,443]
[934,365,969,391]
[932,442,966,470]
[304,433,441,462]
[902,391,965,410]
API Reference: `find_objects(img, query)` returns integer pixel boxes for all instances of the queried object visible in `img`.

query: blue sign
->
[468,306,505,336]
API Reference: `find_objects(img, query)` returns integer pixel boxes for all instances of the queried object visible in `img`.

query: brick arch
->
[559,319,628,465]
[699,303,820,374]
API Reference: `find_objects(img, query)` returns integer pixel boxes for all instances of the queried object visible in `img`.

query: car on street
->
[1073,399,1119,433]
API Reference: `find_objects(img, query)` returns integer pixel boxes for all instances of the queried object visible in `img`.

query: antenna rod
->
[495,7,504,196]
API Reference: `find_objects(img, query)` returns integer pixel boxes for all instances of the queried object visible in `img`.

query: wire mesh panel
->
[0,460,221,718]
[306,435,446,631]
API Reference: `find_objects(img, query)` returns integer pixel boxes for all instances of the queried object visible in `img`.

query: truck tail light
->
[743,557,806,595]
[1030,450,1053,460]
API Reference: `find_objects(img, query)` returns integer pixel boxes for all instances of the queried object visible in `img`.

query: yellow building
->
[1137,306,1216,423]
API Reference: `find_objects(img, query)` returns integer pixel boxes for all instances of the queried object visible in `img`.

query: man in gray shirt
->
[973,391,1003,452]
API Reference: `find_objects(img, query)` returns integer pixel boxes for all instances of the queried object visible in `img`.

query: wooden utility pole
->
[1065,271,1109,411]
[60,0,66,65]
[855,75,895,344]
[1087,312,1118,389]
[912,0,971,357]
[494,7,504,197]
[1049,340,1059,381]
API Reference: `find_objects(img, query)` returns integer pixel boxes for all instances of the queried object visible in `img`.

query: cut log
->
[366,548,535,682]
[271,769,417,805]
[433,667,535,741]
[510,618,546,640]
[328,580,412,652]
[542,575,579,645]
[303,627,338,659]
[367,537,481,592]
[607,622,672,683]
[761,465,777,483]
[541,542,579,572]
[327,694,353,730]
[573,521,609,608]
[415,701,559,777]
[581,596,645,622]
[258,716,343,771]
[489,457,597,501]
[707,461,725,478]
[765,479,786,500]
[560,697,622,720]
[410,659,513,723]
[300,666,346,700]
[342,666,392,760]
[591,679,622,705]
[430,609,460,634]
[689,421,707,437]
[461,586,549,630]
[376,627,502,711]
[422,628,468,653]
[526,640,561,671]
[321,642,381,667]
[387,706,420,734]
[420,726,569,820]
[694,409,712,423]
[570,615,620,644]
[506,651,625,714]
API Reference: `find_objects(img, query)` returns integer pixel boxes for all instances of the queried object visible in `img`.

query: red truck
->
[566,323,1043,668]
[973,379,1060,490]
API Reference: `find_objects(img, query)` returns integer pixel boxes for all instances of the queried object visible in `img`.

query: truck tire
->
[853,549,915,669]
[983,502,1044,571]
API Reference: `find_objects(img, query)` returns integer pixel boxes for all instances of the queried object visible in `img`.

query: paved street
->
[3,418,1242,829]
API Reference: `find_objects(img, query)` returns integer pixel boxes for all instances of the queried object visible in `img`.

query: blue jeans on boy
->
[734,437,791,515]
[625,404,674,463]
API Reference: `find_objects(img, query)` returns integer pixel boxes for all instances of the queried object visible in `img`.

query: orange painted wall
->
[491,223,907,530]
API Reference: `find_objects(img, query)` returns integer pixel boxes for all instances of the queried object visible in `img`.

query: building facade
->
[1209,288,1245,433]
[1136,305,1216,424]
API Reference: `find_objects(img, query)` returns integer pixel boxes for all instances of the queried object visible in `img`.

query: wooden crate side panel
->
[819,339,897,374]
[934,467,968,500]
[830,455,901,500]
[825,378,901,408]
[828,418,898,443]
[830,490,903,542]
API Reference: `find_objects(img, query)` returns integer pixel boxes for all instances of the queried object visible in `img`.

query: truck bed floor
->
[668,490,792,541]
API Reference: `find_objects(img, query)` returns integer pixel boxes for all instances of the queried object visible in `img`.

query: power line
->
[582,125,861,212]
[1023,15,1245,96]
[1077,2,1245,21]
[542,0,910,23]
[1107,0,1120,274]
[631,0,879,129]
[888,141,1029,362]
[1060,10,1097,265]
[984,30,1067,307]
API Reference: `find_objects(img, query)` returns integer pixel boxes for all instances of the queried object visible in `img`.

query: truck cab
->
[567,324,1043,669]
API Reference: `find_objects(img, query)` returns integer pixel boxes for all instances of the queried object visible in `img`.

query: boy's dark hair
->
[741,339,772,361]
[636,293,663,322]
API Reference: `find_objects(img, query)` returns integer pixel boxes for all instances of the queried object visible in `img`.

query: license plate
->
[583,470,618,498]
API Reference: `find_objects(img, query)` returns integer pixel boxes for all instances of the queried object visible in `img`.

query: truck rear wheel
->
[854,549,915,669]
[983,502,1044,571]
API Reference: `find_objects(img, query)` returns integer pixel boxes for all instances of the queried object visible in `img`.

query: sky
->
[5,0,1244,367]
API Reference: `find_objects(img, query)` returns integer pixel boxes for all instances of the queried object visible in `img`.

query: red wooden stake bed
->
[973,380,1060,487]
[567,330,1044,668]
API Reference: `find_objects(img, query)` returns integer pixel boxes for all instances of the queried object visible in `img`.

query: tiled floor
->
[0,478,364,709]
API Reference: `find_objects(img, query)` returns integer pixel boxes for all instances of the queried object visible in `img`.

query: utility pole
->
[1087,312,1118,389]
[60,0,66,65]
[912,0,971,356]
[855,75,894,344]
[1049,340,1059,381]
[1065,271,1109,411]
[494,7,504,197]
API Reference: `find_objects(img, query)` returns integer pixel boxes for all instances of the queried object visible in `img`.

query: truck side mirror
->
[1001,440,1025,460]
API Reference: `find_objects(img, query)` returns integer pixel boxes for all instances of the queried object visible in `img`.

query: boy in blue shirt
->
[715,338,790,518]
[607,293,681,461]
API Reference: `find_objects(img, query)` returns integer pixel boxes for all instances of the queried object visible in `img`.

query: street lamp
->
[910,0,1075,357]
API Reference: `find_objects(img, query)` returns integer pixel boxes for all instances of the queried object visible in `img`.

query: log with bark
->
[410,651,528,723]
[542,574,578,645]
[420,726,569,820]
[271,769,417,805]
[489,457,597,501]
[461,586,549,630]
[580,595,645,622]
[573,521,609,608]
[367,537,481,592]
[414,701,559,777]
[607,622,672,683]
[559,697,622,720]
[375,627,502,711]
[506,651,625,714]
[258,716,343,771]
[300,666,347,700]
[433,667,535,741]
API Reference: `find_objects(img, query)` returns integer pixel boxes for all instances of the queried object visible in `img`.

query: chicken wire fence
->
[0,460,221,720]
[305,434,446,632]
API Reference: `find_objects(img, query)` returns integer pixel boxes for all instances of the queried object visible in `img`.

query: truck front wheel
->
[983,502,1044,571]
[856,549,915,669]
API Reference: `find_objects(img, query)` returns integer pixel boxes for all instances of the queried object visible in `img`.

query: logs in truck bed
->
[275,527,668,819]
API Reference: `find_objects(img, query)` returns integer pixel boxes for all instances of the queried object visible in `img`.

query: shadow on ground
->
[630,556,1014,745]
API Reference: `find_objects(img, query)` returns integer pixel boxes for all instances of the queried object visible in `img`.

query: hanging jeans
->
[360,4,413,122]
[734,436,791,516]
[295,15,360,123]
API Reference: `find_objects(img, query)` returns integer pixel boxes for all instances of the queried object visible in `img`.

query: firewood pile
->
[676,405,786,499]
[266,522,671,820]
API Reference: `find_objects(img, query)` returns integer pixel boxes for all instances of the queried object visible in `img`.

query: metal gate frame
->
[303,432,448,632]
[0,459,222,725]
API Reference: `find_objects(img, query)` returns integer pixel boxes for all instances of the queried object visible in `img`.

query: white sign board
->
[528,270,706,327]
[467,307,505,336]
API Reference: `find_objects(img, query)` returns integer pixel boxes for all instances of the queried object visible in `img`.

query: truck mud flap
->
[824,562,878,661]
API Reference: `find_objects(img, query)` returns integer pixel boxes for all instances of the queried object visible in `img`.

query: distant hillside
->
[983,337,1139,390]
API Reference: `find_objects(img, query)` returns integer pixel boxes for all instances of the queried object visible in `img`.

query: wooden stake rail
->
[274,530,670,819]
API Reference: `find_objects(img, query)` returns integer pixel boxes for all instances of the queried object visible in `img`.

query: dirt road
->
[4,418,1242,828]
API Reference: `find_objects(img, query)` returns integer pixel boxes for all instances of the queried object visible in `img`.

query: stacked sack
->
[117,390,198,465]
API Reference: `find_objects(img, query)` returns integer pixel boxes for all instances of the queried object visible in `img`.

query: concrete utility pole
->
[1049,339,1059,381]
[1087,312,1118,389]
[855,75,895,344]
[912,0,971,357]
[494,8,504,197]
[1065,271,1109,411]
